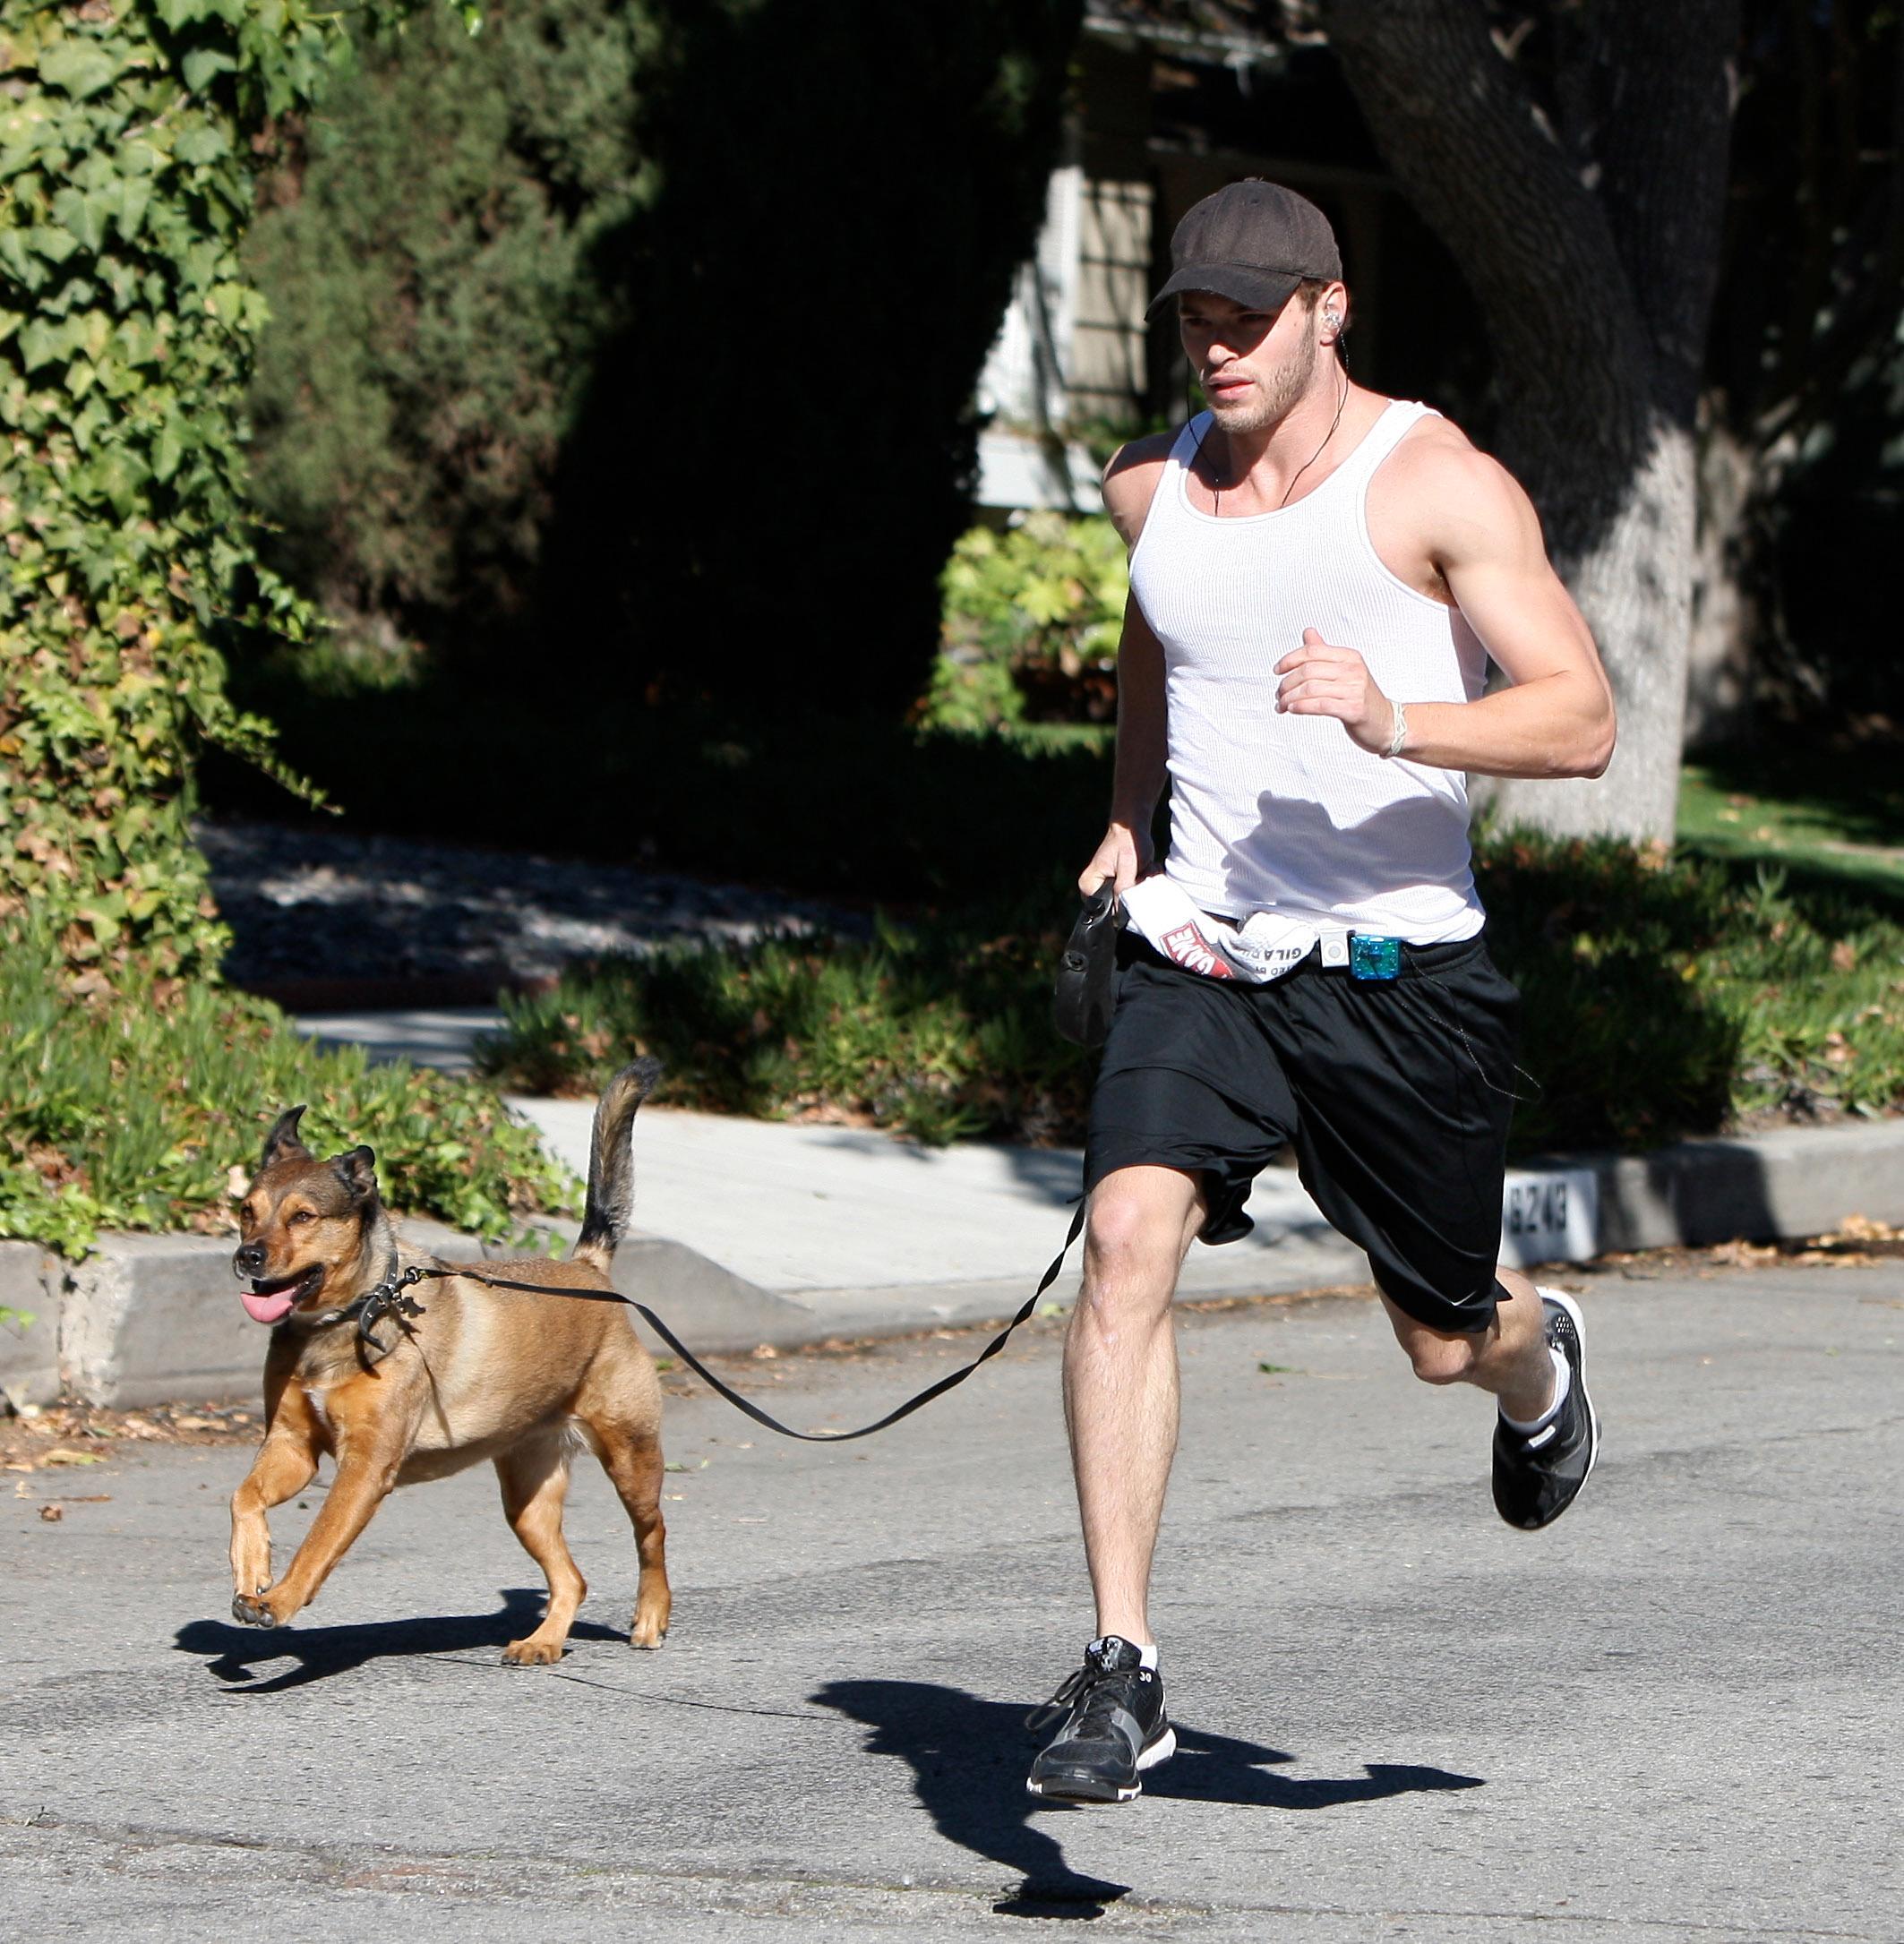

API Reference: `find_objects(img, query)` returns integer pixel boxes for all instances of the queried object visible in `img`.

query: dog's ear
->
[331,1145,380,1206]
[259,1106,313,1174]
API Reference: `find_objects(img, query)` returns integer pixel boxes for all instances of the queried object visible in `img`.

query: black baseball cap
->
[1148,179,1342,316]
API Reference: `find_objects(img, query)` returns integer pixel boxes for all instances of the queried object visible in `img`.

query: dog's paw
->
[627,1623,668,1651]
[231,1585,287,1629]
[502,1637,564,1666]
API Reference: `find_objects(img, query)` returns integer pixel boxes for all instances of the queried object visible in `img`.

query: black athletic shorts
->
[1085,929,1522,1335]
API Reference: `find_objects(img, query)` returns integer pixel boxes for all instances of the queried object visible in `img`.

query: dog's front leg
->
[231,1420,407,1630]
[229,1428,320,1617]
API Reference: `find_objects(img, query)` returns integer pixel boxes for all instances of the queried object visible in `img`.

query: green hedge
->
[0,921,576,1256]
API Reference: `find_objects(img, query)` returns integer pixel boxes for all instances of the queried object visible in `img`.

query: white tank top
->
[1128,398,1488,945]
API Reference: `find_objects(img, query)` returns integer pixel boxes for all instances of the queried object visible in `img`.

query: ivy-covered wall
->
[0,4,481,981]
[0,0,362,981]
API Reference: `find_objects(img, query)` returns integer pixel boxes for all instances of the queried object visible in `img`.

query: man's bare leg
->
[1063,1164,1208,1644]
[1380,1264,1556,1418]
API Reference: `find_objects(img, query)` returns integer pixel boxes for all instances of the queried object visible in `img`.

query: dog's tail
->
[571,1058,664,1274]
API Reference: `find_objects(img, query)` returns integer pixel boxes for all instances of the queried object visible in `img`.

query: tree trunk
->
[1317,0,1739,841]
[1682,407,1762,751]
[1486,419,1696,837]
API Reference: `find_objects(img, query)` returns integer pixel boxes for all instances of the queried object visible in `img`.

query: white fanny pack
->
[1119,875,1342,985]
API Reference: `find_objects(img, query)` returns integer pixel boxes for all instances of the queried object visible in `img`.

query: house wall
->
[1071,39,1154,428]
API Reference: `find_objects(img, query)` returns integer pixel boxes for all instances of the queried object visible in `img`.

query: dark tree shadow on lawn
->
[174,1587,624,1695]
[811,1679,1484,1922]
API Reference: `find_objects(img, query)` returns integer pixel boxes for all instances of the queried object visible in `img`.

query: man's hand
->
[1079,821,1152,897]
[1274,628,1399,756]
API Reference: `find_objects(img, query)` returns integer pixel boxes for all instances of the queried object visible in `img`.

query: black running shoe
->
[1025,1636,1175,1803]
[1493,1289,1600,1530]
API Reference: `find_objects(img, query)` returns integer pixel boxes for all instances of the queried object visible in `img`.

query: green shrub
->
[926,512,1128,732]
[0,921,577,1256]
[475,834,1904,1155]
[1454,835,1900,1150]
[477,878,1093,1146]
[244,0,656,657]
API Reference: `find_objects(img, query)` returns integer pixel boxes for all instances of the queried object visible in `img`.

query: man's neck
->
[1210,372,1367,504]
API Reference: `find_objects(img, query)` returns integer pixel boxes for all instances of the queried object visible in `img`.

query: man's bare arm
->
[1080,446,1173,895]
[1272,442,1616,778]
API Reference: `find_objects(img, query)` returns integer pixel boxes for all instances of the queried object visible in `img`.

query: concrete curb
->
[3,1118,1901,1411]
[0,1241,61,1412]
[1578,1118,1904,1251]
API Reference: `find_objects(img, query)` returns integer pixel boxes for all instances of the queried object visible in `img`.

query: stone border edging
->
[4,1118,1902,1411]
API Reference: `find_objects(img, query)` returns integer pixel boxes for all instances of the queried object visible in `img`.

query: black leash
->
[349,1200,1089,1443]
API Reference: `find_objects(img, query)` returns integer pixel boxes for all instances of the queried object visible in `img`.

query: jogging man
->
[1025,180,1617,1805]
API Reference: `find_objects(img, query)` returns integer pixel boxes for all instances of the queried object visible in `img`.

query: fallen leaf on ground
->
[39,1504,62,1522]
[43,1448,106,1467]
[1819,1213,1901,1245]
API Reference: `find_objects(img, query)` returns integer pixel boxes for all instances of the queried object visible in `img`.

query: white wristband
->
[1382,700,1409,759]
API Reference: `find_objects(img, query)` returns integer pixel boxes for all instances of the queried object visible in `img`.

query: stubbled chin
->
[242,1289,298,1325]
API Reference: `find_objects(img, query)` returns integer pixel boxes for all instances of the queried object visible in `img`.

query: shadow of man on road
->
[175,1587,624,1695]
[812,1678,1484,1922]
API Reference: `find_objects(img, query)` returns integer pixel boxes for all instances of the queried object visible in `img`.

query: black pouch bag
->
[1051,884,1124,1048]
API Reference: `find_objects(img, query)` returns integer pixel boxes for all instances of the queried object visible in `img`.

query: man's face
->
[1178,289,1319,434]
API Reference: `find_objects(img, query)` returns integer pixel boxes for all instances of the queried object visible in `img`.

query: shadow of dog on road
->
[176,1586,627,1695]
[812,1679,1485,1922]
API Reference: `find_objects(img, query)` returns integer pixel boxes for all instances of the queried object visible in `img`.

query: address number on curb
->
[1498,1168,1600,1270]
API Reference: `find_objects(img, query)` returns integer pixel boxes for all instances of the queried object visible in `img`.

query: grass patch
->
[1479,835,1904,1149]
[476,833,1904,1157]
[0,923,577,1256]
[1679,747,1904,902]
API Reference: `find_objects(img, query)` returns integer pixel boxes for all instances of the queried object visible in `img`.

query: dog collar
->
[307,1255,432,1359]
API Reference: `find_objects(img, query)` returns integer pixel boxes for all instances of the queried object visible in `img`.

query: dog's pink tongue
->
[242,1289,296,1325]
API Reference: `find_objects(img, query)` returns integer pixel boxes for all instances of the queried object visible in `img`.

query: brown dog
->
[227,1060,671,1662]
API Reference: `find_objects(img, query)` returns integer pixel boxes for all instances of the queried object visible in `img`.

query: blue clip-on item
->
[1349,933,1402,981]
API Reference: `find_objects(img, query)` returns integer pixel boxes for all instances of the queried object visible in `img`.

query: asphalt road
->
[3,1259,1900,1941]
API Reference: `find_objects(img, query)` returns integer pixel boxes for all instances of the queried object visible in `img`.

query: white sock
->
[1093,1634,1159,1670]
[1501,1345,1570,1435]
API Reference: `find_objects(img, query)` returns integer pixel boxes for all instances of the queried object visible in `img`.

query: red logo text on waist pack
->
[1159,921,1235,978]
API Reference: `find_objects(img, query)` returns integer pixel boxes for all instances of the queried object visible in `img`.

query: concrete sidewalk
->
[518,1097,1367,1347]
[295,1005,1370,1340]
[511,1094,1904,1357]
